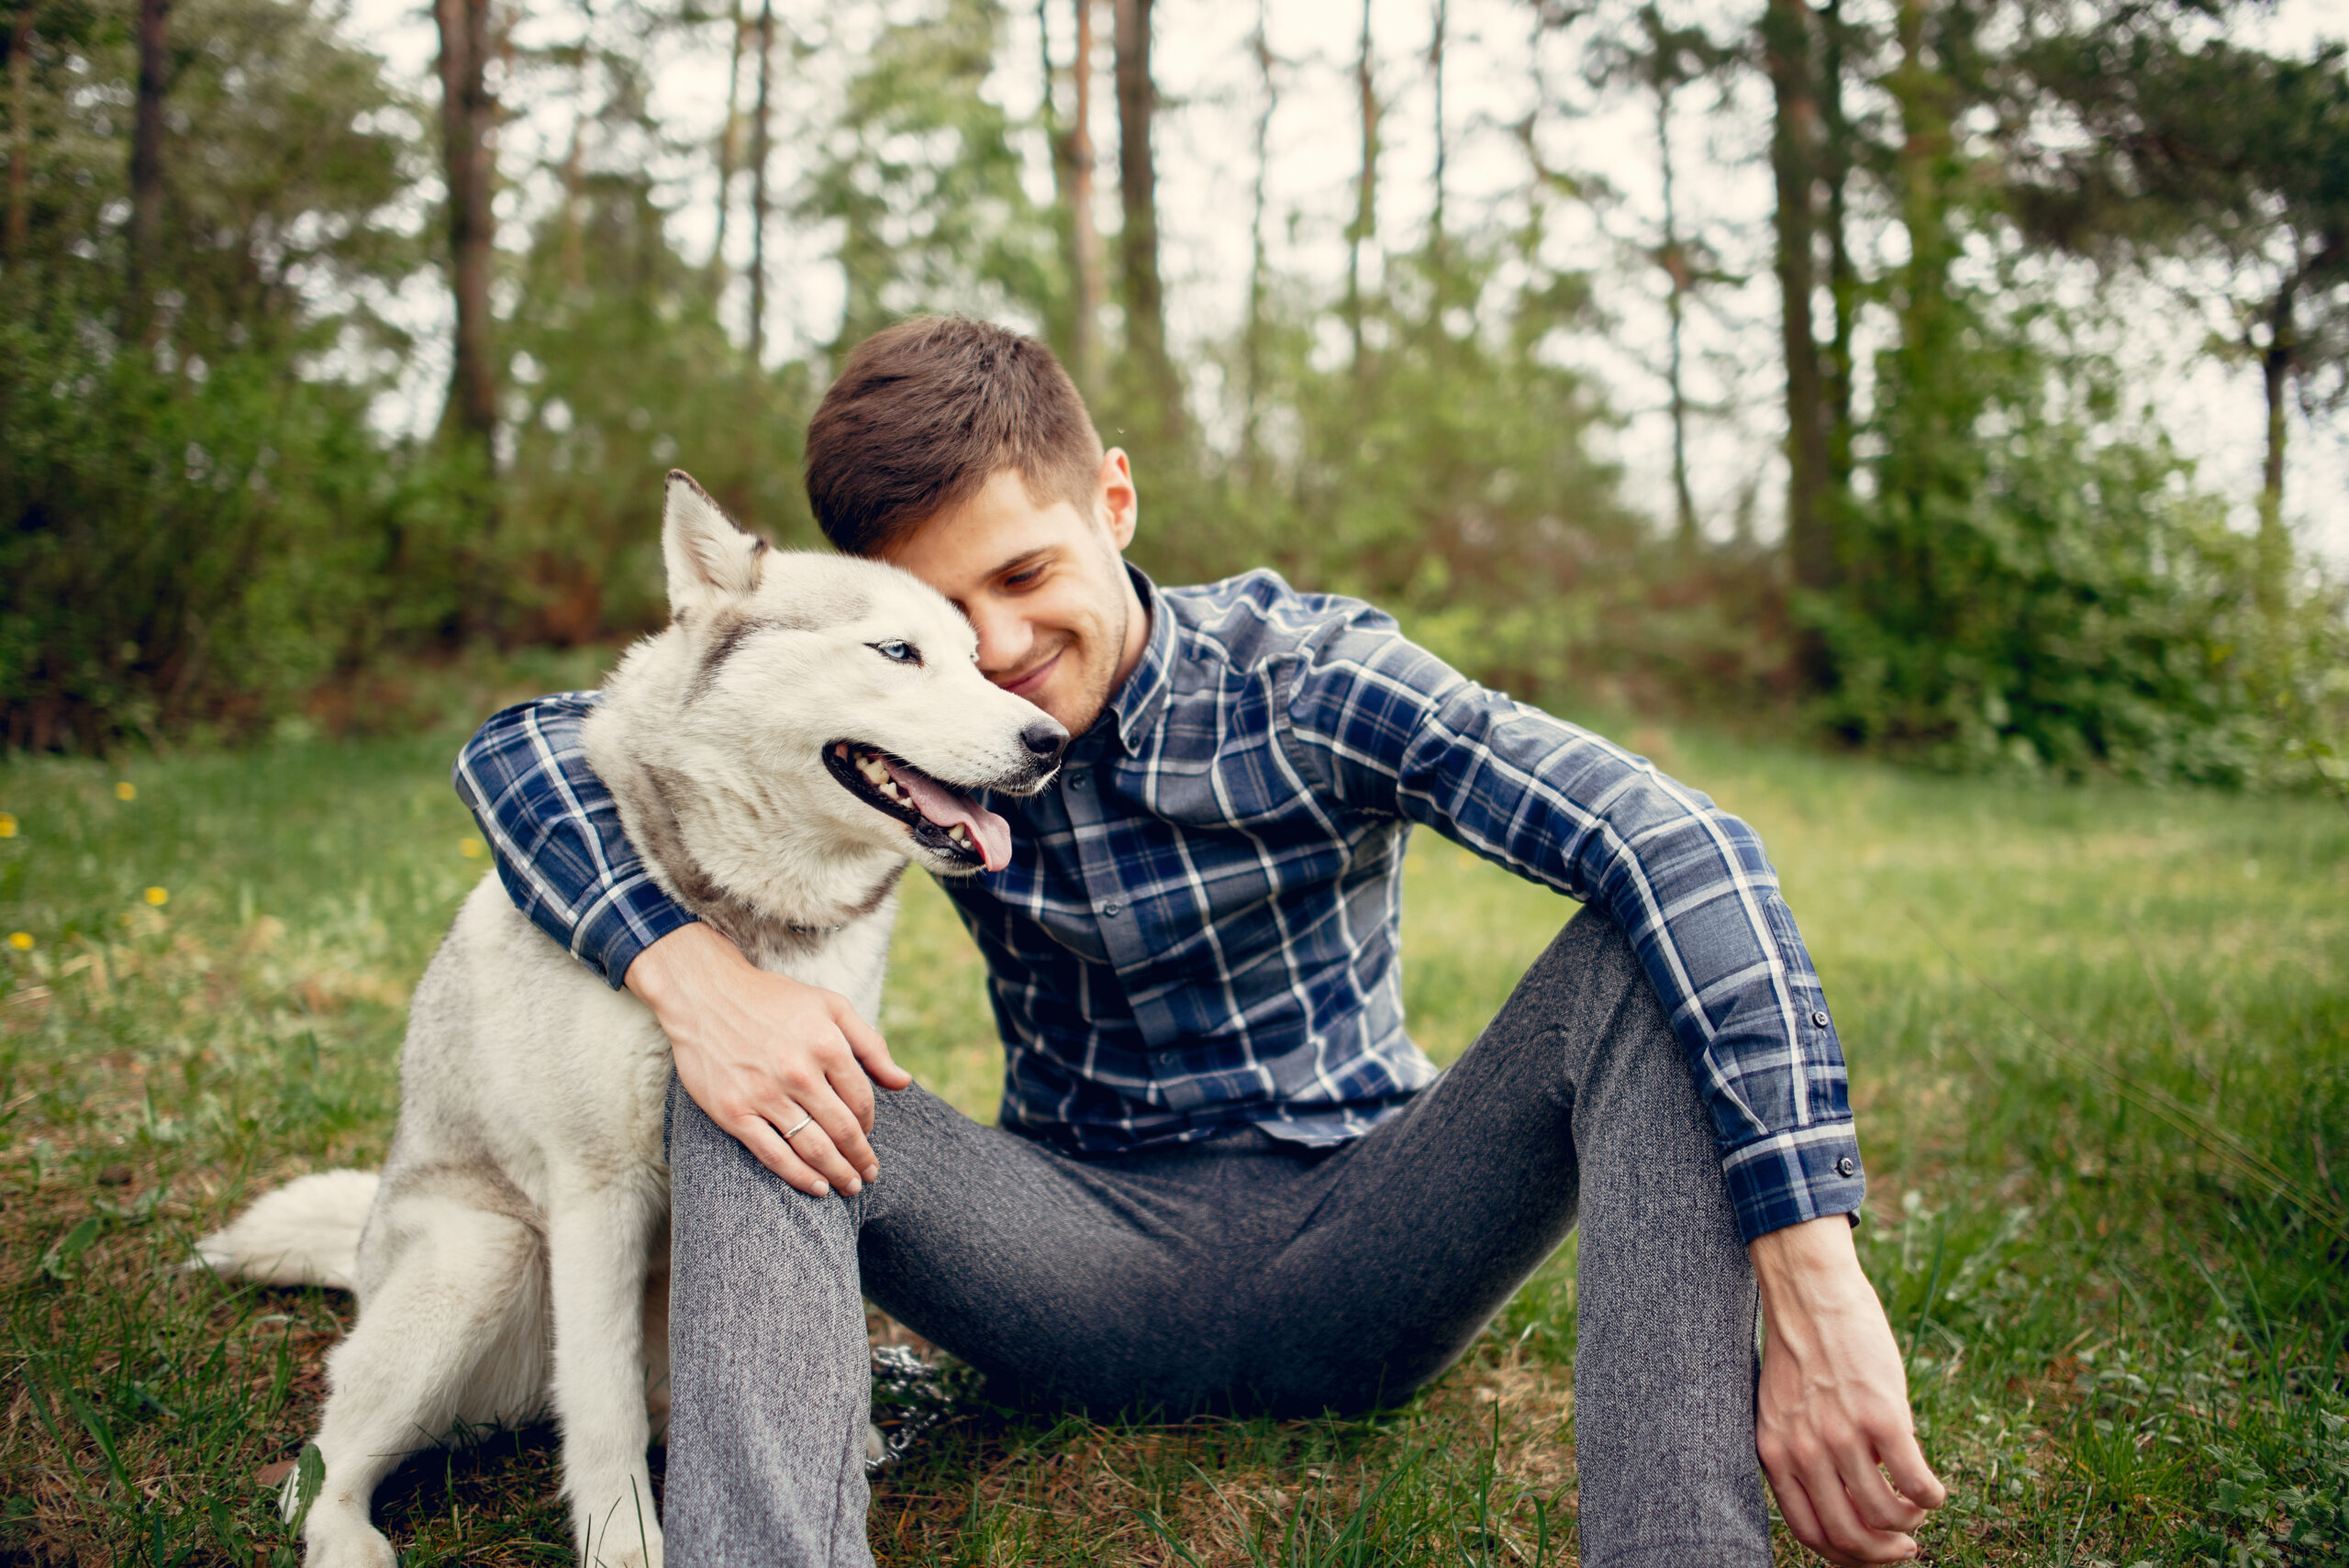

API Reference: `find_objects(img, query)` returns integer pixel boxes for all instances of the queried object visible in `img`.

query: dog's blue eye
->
[872,640,920,665]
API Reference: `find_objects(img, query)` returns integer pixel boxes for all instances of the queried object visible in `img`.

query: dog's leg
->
[295,1200,543,1568]
[640,1246,672,1441]
[546,1182,668,1568]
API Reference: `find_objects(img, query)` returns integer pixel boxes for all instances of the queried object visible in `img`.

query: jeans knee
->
[1532,907,1648,1006]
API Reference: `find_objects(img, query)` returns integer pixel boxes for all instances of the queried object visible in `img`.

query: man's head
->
[804,317,1149,739]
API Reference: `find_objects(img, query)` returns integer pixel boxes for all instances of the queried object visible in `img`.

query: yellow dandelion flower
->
[0,812,17,837]
[460,837,485,859]
[144,886,170,906]
[115,781,138,801]
[6,931,30,951]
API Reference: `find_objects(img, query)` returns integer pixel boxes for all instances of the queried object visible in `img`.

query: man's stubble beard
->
[1060,537,1132,740]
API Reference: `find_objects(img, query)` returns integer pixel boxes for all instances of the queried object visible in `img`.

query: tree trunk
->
[6,6,31,261]
[710,0,745,284]
[2257,272,2295,612]
[558,98,587,293]
[1428,0,1445,249]
[1658,72,1697,546]
[434,0,498,460]
[1820,0,1856,494]
[1890,0,1956,469]
[747,0,774,365]
[1344,0,1377,374]
[1241,0,1274,484]
[1047,0,1104,395]
[126,0,169,345]
[1764,0,1831,684]
[1041,0,1071,360]
[1112,0,1177,441]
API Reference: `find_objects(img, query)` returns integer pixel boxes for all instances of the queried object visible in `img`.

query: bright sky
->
[340,0,2349,567]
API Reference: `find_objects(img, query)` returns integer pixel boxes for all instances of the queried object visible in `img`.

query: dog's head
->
[653,469,1067,880]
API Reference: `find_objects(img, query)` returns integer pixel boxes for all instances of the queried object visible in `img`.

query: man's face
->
[878,450,1150,739]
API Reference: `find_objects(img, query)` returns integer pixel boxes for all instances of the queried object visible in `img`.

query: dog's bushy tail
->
[192,1170,379,1291]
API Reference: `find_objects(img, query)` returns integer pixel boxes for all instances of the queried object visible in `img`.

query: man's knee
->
[1516,906,1652,1025]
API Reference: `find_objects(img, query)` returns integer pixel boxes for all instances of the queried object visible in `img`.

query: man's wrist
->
[1750,1214,1871,1328]
[623,920,744,1014]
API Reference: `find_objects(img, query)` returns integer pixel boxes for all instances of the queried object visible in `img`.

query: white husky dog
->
[196,471,1066,1567]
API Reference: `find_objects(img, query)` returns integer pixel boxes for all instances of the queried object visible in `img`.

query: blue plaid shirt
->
[454,568,1864,1242]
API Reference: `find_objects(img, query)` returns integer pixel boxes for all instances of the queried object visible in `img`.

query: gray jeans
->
[662,911,1767,1568]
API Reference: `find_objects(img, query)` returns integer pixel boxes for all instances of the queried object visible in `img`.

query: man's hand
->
[1752,1215,1948,1565]
[625,922,913,1198]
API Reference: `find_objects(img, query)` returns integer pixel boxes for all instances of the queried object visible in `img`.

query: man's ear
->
[1097,448,1138,551]
[662,469,767,620]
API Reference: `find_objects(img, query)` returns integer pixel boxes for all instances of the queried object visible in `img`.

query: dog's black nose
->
[1020,720,1069,762]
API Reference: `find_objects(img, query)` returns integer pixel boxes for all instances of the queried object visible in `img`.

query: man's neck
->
[1104,562,1153,711]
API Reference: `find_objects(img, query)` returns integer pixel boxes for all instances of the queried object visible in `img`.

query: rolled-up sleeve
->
[451,692,700,989]
[1281,617,1865,1242]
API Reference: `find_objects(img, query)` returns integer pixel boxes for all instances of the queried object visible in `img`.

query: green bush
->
[0,288,446,749]
[1813,298,2346,786]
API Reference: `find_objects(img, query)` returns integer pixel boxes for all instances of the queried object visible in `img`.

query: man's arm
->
[1279,617,1943,1563]
[453,695,907,1196]
[1280,622,1861,1234]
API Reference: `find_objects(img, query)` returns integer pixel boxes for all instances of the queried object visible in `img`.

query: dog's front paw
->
[584,1549,661,1568]
[298,1506,398,1568]
[575,1494,662,1568]
[580,1536,662,1568]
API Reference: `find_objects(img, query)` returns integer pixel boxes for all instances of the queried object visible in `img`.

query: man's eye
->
[1004,567,1043,589]
[871,640,921,665]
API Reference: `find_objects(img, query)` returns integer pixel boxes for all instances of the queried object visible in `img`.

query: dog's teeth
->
[949,824,969,844]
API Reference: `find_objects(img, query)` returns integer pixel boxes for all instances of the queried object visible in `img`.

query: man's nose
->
[1019,719,1069,765]
[968,600,1031,677]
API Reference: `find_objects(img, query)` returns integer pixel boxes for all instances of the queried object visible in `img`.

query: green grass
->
[1,706,2343,1565]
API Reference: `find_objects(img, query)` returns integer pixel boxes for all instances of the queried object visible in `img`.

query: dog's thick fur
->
[196,473,1063,1567]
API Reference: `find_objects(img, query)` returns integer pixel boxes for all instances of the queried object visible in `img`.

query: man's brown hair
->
[804,316,1106,557]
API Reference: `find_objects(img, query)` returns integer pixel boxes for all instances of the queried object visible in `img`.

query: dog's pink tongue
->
[883,761,1014,872]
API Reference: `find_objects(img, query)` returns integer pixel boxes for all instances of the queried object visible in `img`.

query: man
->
[458,317,1943,1568]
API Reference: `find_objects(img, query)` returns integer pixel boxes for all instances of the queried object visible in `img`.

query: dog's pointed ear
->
[662,470,768,618]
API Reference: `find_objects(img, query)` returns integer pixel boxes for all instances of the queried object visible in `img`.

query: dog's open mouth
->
[826,742,1013,872]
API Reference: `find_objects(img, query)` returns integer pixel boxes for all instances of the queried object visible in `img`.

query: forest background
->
[4,2,2349,1562]
[3,0,2348,787]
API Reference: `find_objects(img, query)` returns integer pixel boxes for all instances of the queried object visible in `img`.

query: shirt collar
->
[1103,563,1174,757]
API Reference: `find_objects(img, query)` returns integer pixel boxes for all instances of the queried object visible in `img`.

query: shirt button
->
[1810,1009,1830,1029]
[1155,1051,1177,1067]
[1099,900,1123,917]
[1069,774,1089,791]
[1836,1155,1856,1177]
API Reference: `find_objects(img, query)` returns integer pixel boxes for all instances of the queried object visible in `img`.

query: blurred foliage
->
[1785,0,2349,786]
[0,290,486,750]
[1133,236,1788,717]
[0,0,447,750]
[1,0,2343,792]
[807,0,1061,351]
[1820,295,2336,784]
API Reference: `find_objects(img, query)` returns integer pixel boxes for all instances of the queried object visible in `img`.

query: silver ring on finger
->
[782,1112,816,1140]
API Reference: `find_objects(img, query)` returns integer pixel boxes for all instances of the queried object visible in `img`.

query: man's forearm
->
[453,692,700,989]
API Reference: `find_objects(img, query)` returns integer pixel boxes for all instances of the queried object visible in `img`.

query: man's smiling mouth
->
[824,742,1012,871]
[996,648,1062,698]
